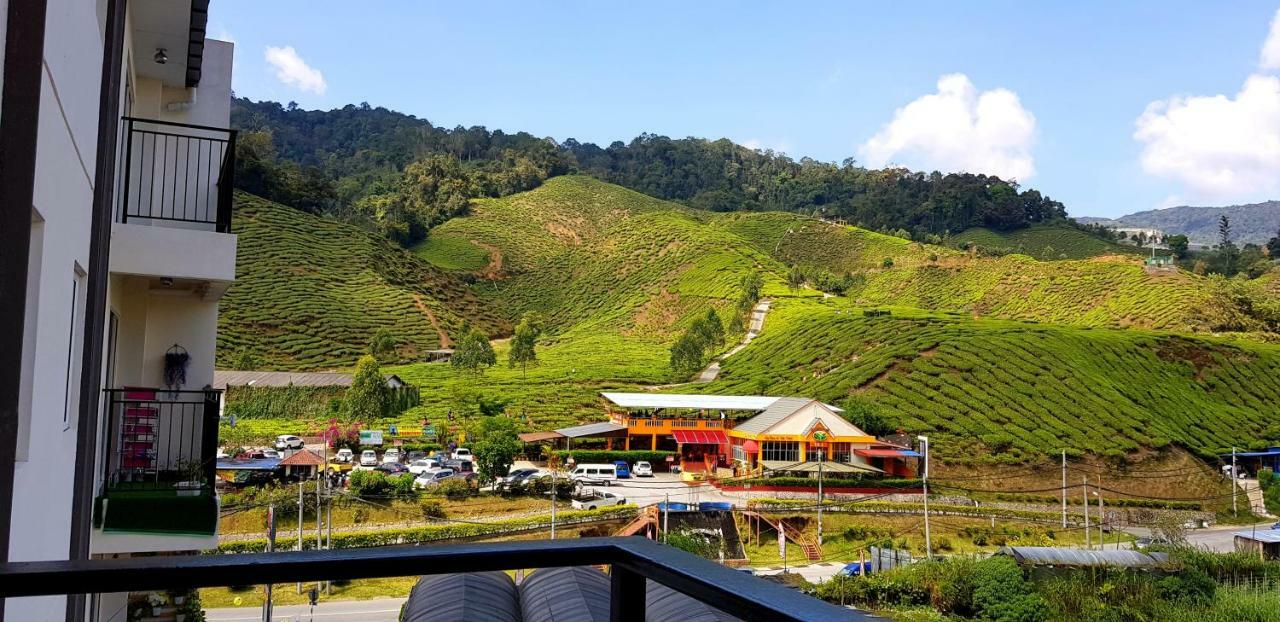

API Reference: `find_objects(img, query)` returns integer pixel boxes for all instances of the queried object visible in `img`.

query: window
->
[732,444,746,463]
[17,212,45,461]
[830,443,851,463]
[63,265,86,429]
[761,441,798,462]
[806,445,826,462]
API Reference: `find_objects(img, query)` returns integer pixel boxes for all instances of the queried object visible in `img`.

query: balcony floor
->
[95,489,217,536]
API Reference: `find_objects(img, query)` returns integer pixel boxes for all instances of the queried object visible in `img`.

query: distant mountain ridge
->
[1080,201,1280,245]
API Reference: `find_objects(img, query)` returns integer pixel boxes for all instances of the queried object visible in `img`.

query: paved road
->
[1124,522,1272,552]
[205,597,406,622]
[583,473,739,508]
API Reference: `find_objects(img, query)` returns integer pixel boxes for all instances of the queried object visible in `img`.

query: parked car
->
[444,459,474,474]
[498,468,541,491]
[359,450,378,467]
[413,468,457,489]
[334,448,354,463]
[570,463,618,486]
[409,459,442,475]
[260,449,280,459]
[571,491,627,510]
[633,461,653,477]
[375,462,410,476]
[613,460,631,478]
[406,450,427,462]
[452,448,473,461]
[382,448,403,464]
[274,435,304,451]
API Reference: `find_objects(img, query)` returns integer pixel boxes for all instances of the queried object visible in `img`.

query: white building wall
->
[9,0,106,619]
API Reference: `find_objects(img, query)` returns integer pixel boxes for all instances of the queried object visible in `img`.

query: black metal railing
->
[101,388,221,494]
[117,117,237,232]
[0,538,865,621]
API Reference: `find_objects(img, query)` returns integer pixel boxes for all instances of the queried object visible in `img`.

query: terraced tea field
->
[952,223,1143,260]
[701,298,1280,462]
[218,193,507,370]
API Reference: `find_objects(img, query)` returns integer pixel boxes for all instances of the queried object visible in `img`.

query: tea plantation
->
[217,193,507,370]
[951,223,1143,260]
[701,298,1280,462]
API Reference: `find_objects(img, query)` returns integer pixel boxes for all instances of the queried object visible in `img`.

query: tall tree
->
[469,416,522,483]
[345,355,389,421]
[1166,234,1190,259]
[452,329,497,375]
[1267,227,1280,258]
[507,315,541,377]
[368,328,396,361]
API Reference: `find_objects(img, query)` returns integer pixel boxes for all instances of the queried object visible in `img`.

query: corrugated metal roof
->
[213,370,405,389]
[520,567,610,622]
[998,547,1173,568]
[402,572,519,622]
[555,422,628,438]
[647,580,743,621]
[215,458,281,471]
[731,397,814,435]
[1235,529,1280,544]
[601,392,783,411]
[519,431,565,443]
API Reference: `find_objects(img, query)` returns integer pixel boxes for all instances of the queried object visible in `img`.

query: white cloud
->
[1135,9,1280,204]
[264,46,326,95]
[1261,9,1280,70]
[858,73,1036,180]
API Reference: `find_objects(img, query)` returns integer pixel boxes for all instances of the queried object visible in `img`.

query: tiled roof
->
[279,450,325,466]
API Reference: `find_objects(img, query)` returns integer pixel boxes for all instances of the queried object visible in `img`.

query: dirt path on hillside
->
[472,239,504,279]
[651,298,772,389]
[412,294,451,348]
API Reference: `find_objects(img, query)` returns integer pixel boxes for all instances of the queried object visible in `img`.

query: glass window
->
[761,441,798,462]
[807,445,826,461]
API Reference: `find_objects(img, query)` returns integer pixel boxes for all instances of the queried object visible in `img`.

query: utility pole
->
[1095,484,1104,551]
[263,504,276,622]
[1233,447,1238,517]
[817,454,824,547]
[663,493,670,543]
[550,467,557,540]
[1083,476,1091,549]
[1061,450,1067,529]
[918,435,931,558]
[315,475,322,598]
[297,481,304,594]
[325,496,333,595]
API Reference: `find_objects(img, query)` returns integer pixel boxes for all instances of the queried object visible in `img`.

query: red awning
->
[743,439,759,453]
[855,448,920,458]
[671,429,729,445]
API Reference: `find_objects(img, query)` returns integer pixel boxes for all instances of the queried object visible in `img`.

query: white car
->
[274,435,304,451]
[451,448,473,460]
[359,450,378,467]
[261,449,280,459]
[412,468,457,489]
[334,448,354,463]
[633,461,654,477]
[408,458,441,475]
[571,491,627,511]
[382,448,403,464]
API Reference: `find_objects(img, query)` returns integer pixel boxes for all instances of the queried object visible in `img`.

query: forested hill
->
[1082,201,1280,245]
[230,97,1068,246]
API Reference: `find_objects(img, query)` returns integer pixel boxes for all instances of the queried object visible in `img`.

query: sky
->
[212,1,1280,218]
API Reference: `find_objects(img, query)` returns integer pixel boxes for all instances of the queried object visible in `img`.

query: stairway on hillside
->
[1242,479,1273,517]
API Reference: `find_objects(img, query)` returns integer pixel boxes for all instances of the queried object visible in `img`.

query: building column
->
[624,435,631,451]
[651,435,657,451]
[799,441,807,461]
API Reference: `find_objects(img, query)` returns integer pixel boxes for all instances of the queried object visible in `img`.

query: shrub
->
[348,470,392,498]
[434,478,473,500]
[970,556,1047,622]
[418,499,445,520]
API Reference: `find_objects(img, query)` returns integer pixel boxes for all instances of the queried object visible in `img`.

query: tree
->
[345,355,389,421]
[507,315,541,376]
[786,266,805,292]
[368,328,396,361]
[740,271,764,303]
[669,332,706,377]
[691,309,725,352]
[1166,234,1190,259]
[451,329,496,375]
[839,396,895,437]
[1267,227,1280,258]
[469,416,522,483]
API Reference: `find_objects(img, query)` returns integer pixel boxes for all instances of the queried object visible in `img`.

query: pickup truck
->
[570,491,627,511]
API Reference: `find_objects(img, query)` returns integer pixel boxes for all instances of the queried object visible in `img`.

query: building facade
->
[3,1,235,619]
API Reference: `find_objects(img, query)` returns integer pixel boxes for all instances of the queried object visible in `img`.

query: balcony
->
[0,538,865,621]
[93,389,220,549]
[117,117,236,233]
[109,117,238,289]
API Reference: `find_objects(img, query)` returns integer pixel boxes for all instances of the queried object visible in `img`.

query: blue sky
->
[212,1,1280,218]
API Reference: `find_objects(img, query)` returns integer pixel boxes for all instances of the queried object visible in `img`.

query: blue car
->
[613,460,631,478]
[838,561,872,577]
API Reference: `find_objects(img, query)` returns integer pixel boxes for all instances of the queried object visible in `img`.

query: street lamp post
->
[917,435,931,559]
[817,448,825,546]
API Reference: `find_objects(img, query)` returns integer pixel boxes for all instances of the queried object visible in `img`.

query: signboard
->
[389,424,398,436]
[422,425,437,440]
[358,430,384,446]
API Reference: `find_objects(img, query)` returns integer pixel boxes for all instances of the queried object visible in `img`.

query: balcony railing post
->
[609,563,645,622]
[120,118,134,224]
[201,390,221,491]
[216,129,236,233]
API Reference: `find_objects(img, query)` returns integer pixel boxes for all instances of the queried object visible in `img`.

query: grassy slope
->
[951,223,1142,260]
[699,297,1280,462]
[218,192,507,370]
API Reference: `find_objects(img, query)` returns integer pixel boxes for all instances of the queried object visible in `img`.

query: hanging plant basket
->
[164,344,190,392]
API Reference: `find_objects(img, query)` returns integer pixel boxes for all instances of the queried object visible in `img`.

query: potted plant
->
[176,460,205,496]
[146,592,166,617]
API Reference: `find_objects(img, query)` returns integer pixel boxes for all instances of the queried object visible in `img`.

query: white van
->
[570,463,618,486]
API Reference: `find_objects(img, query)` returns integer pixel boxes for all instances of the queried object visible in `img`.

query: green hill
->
[218,192,507,370]
[951,223,1141,260]
[700,298,1280,462]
